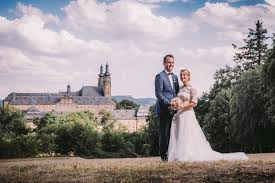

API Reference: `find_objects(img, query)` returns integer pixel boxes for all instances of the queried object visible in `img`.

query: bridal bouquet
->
[170,97,183,111]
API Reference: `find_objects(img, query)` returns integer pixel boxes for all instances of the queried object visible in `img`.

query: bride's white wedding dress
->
[168,86,248,162]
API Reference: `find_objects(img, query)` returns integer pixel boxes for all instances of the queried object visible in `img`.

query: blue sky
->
[0,0,274,98]
[156,0,267,17]
[0,0,70,18]
[0,0,268,18]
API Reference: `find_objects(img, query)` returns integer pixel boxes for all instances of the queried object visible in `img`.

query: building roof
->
[80,86,104,96]
[8,96,114,105]
[25,106,44,120]
[26,106,41,113]
[5,85,114,105]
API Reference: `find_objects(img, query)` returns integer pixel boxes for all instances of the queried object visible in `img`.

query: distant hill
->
[112,96,156,106]
[0,99,2,107]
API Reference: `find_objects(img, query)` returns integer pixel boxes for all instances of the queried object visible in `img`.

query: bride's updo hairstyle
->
[180,68,191,81]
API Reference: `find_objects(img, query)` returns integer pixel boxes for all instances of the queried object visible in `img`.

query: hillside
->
[0,99,2,107]
[113,95,156,106]
[0,154,275,183]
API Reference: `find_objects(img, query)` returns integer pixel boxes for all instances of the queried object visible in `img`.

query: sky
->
[0,0,275,99]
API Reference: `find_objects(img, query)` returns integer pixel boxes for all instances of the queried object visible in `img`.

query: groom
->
[155,54,179,161]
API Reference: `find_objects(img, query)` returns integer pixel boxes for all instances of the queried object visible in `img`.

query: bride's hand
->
[179,104,187,111]
[174,101,182,110]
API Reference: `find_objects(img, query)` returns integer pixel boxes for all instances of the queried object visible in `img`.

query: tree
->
[144,105,159,156]
[204,89,236,152]
[36,124,58,156]
[0,107,29,135]
[58,111,97,127]
[34,111,98,156]
[116,99,139,110]
[0,107,38,158]
[34,113,57,130]
[101,130,125,152]
[55,123,99,155]
[194,92,210,127]
[126,131,149,156]
[262,39,275,149]
[194,21,274,153]
[98,110,115,127]
[230,67,274,152]
[195,65,242,130]
[233,20,268,70]
[263,33,275,80]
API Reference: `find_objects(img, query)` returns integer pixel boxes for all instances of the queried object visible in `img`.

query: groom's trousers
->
[159,109,174,161]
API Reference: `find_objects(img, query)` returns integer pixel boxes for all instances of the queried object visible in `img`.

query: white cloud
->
[194,2,275,32]
[181,0,194,3]
[1,0,275,99]
[0,45,101,95]
[266,0,275,7]
[0,46,69,81]
[0,12,111,56]
[16,2,59,24]
[226,0,242,3]
[0,3,113,97]
[63,0,186,41]
[138,0,177,3]
[180,46,235,66]
[192,2,275,44]
[217,30,245,42]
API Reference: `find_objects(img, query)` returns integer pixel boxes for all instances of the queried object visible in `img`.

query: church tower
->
[98,64,104,86]
[103,63,111,97]
[67,84,71,93]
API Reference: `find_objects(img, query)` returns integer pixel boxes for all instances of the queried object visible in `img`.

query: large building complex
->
[3,64,148,132]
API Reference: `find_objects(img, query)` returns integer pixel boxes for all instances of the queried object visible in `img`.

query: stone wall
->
[8,104,147,133]
[116,117,147,133]
[9,104,115,115]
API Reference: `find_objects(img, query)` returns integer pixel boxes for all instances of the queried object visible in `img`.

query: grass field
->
[0,153,275,183]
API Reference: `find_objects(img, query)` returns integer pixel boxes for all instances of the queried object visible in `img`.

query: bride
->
[168,68,248,162]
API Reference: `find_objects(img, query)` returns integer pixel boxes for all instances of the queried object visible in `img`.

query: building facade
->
[3,64,148,132]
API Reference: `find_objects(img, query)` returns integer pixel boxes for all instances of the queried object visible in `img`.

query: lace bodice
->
[177,86,198,105]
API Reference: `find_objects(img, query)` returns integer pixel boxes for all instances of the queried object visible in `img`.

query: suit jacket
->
[155,70,179,115]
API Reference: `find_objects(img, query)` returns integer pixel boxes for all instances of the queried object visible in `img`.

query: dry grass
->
[0,153,275,183]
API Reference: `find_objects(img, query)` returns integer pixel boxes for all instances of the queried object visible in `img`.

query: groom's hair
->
[163,54,174,64]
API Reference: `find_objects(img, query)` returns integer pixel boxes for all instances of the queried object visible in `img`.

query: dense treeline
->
[195,20,275,153]
[0,109,151,158]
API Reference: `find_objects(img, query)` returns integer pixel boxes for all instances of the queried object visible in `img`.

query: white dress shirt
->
[164,70,173,89]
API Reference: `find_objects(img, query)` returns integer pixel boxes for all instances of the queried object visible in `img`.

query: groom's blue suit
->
[155,70,179,161]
